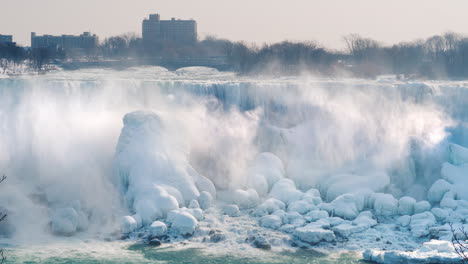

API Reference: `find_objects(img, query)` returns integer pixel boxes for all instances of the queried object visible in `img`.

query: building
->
[142,14,197,47]
[0,34,13,44]
[31,32,98,49]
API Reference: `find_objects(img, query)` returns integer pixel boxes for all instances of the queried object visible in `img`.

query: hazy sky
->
[2,0,467,49]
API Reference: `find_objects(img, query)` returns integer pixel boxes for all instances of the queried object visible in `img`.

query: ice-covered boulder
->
[440,191,458,210]
[254,198,286,217]
[269,179,303,205]
[441,162,468,200]
[431,208,450,222]
[287,200,315,214]
[414,201,431,214]
[120,215,137,234]
[169,211,198,235]
[398,196,416,215]
[397,215,411,227]
[198,191,213,210]
[282,212,305,227]
[421,239,455,253]
[331,194,360,220]
[410,212,436,237]
[427,179,452,204]
[149,221,167,237]
[246,152,285,194]
[448,143,468,166]
[372,193,398,216]
[304,210,329,222]
[223,204,241,217]
[189,200,200,209]
[114,111,216,225]
[229,189,260,209]
[50,208,79,235]
[353,211,377,228]
[294,224,336,244]
[259,215,282,229]
[332,223,368,237]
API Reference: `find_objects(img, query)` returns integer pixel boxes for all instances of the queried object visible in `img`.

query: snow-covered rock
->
[120,215,137,234]
[332,223,368,237]
[269,179,303,205]
[331,194,360,220]
[287,200,315,214]
[294,224,336,244]
[189,199,200,209]
[410,212,436,237]
[427,179,452,204]
[372,193,398,216]
[414,200,431,214]
[282,212,305,227]
[254,198,286,217]
[170,211,198,235]
[431,208,450,221]
[51,208,79,235]
[223,204,241,217]
[259,215,282,229]
[231,189,260,209]
[396,215,411,227]
[353,211,377,228]
[149,221,167,237]
[304,210,329,222]
[398,196,416,215]
[198,191,213,210]
[448,143,468,166]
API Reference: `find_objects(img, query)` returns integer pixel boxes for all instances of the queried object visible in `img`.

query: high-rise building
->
[0,35,13,44]
[31,32,98,49]
[142,14,197,47]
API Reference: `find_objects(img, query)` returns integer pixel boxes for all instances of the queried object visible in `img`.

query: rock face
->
[293,224,336,244]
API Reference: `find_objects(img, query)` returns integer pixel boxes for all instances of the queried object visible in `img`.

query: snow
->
[149,221,167,237]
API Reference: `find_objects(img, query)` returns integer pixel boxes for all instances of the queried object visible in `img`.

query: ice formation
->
[1,68,468,262]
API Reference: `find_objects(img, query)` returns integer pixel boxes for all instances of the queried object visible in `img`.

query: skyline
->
[2,0,468,49]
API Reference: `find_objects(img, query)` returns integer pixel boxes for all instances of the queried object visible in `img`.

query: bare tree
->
[450,223,468,262]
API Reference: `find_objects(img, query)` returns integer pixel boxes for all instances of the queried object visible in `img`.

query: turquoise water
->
[6,243,366,264]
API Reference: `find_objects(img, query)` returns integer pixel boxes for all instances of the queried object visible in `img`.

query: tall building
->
[142,14,197,47]
[0,35,13,44]
[31,32,98,49]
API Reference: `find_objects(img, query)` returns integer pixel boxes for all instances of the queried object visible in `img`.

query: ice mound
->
[294,225,336,244]
[363,240,461,264]
[113,111,216,225]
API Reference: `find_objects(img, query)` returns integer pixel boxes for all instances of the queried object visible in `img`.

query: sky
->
[1,0,467,49]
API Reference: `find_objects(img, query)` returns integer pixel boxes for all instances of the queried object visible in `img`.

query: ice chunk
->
[440,191,458,210]
[120,215,137,234]
[133,185,179,225]
[198,191,213,210]
[170,211,198,235]
[259,215,282,229]
[414,201,431,214]
[410,212,436,237]
[398,196,416,215]
[421,239,455,253]
[50,208,79,235]
[294,224,336,244]
[230,189,260,209]
[427,179,452,204]
[269,179,303,205]
[149,221,167,237]
[223,204,241,217]
[441,162,468,200]
[372,193,398,216]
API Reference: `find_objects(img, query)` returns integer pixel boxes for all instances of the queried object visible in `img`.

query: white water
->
[0,67,467,262]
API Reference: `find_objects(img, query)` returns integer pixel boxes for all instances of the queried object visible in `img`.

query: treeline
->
[4,31,468,78]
